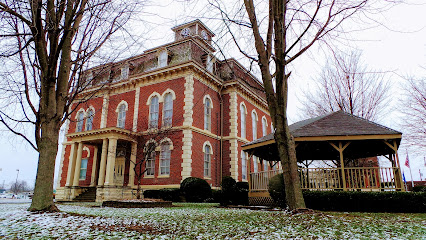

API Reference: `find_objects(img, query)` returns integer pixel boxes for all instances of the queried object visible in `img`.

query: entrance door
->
[114,157,125,185]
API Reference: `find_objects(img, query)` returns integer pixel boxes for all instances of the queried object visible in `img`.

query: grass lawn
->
[1,202,425,239]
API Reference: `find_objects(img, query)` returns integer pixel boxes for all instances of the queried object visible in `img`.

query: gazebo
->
[242,111,404,205]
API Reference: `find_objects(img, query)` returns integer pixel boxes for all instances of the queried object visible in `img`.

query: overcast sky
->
[0,1,425,189]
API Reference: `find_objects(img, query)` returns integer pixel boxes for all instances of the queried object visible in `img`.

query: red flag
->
[405,153,410,168]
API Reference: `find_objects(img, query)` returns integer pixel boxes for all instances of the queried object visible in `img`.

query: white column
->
[72,142,84,187]
[128,142,137,187]
[104,137,117,186]
[65,142,77,186]
[90,146,99,187]
[98,139,108,186]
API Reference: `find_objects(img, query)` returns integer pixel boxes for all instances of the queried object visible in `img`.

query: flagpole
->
[405,150,414,188]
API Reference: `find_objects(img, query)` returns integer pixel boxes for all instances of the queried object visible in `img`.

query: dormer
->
[172,19,215,50]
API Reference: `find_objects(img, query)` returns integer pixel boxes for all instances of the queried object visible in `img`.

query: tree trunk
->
[274,124,306,209]
[28,120,60,212]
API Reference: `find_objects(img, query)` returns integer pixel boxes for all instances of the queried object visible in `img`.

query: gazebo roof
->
[242,111,402,161]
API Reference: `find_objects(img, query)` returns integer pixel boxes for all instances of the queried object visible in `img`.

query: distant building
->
[55,20,273,202]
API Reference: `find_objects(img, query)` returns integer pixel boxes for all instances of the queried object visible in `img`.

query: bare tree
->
[0,0,143,212]
[399,77,426,154]
[299,50,391,121]
[10,180,30,195]
[212,0,385,210]
[132,127,173,199]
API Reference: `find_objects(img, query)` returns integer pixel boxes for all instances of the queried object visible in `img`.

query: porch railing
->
[249,167,403,192]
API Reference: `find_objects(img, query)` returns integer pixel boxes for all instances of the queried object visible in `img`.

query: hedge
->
[303,191,426,213]
[143,188,181,202]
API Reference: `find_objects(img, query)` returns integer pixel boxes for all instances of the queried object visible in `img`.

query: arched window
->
[117,104,127,128]
[145,143,156,176]
[159,142,171,175]
[252,111,258,140]
[76,111,84,132]
[203,142,212,178]
[253,156,258,173]
[240,103,246,139]
[86,109,94,131]
[149,96,159,129]
[262,117,268,137]
[204,97,212,131]
[241,151,247,180]
[163,93,173,127]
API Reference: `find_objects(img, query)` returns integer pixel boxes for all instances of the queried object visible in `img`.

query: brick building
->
[55,20,274,202]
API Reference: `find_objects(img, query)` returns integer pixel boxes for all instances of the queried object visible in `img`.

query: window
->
[263,159,268,171]
[241,151,247,180]
[262,117,268,136]
[117,104,126,128]
[253,156,258,173]
[149,96,159,128]
[206,54,213,73]
[145,149,155,176]
[159,143,171,175]
[204,144,211,178]
[240,104,246,139]
[121,65,129,79]
[79,158,88,180]
[76,111,84,132]
[252,111,257,140]
[163,93,173,127]
[158,50,168,68]
[86,109,94,131]
[204,97,212,131]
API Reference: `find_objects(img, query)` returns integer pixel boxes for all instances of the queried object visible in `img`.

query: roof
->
[242,111,402,161]
[290,111,401,137]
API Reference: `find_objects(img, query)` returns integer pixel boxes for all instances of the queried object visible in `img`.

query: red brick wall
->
[133,131,184,186]
[106,91,135,131]
[68,97,104,133]
[137,78,186,131]
[192,78,220,134]
[60,145,71,187]
[191,131,221,187]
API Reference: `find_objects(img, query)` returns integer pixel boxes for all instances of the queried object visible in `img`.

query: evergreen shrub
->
[180,177,212,202]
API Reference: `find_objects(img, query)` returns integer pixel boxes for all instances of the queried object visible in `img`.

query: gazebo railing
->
[249,167,403,192]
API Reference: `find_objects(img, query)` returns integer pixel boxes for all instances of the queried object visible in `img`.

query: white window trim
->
[240,102,247,139]
[79,158,88,180]
[203,141,213,178]
[162,92,174,127]
[147,93,161,129]
[121,64,129,80]
[115,101,128,128]
[251,110,258,140]
[241,151,248,181]
[262,116,268,137]
[159,142,171,176]
[85,106,96,131]
[158,49,168,68]
[203,95,213,131]
[75,108,86,132]
[144,139,158,177]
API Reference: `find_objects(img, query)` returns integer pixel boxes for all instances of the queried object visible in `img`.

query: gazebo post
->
[330,141,351,191]
[383,140,405,192]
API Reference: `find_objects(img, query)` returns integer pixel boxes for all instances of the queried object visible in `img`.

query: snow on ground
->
[0,202,425,239]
